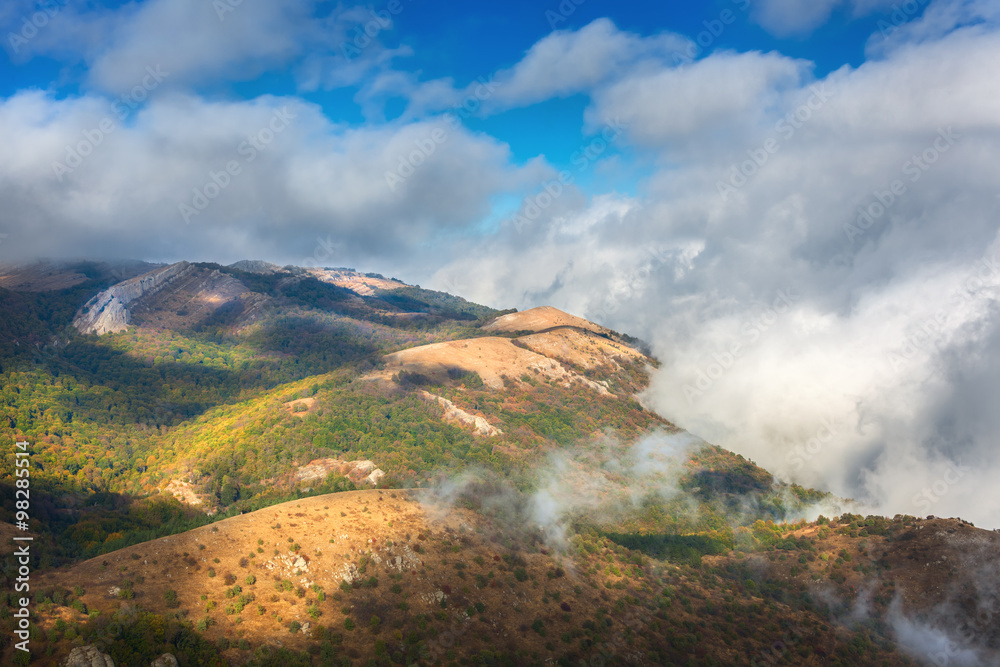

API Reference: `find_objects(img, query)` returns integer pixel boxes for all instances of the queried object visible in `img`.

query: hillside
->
[0,260,997,665]
[25,492,1000,666]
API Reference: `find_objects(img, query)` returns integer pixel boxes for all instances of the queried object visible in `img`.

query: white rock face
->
[294,458,384,486]
[421,391,502,436]
[73,262,192,335]
[150,655,179,667]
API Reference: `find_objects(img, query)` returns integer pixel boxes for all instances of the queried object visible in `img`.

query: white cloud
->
[0,91,542,265]
[481,18,691,112]
[1,0,394,95]
[428,11,1000,528]
[752,0,845,37]
[750,0,906,37]
[587,50,809,152]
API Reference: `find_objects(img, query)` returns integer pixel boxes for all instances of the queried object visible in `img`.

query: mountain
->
[0,260,997,665]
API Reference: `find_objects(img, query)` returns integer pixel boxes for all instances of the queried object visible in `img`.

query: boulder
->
[64,645,114,667]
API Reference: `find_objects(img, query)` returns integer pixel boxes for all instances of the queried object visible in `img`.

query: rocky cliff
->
[73,261,192,335]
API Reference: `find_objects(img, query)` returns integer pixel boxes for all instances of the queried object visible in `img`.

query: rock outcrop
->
[149,654,179,667]
[73,261,192,335]
[295,458,385,486]
[63,645,114,667]
[421,391,502,436]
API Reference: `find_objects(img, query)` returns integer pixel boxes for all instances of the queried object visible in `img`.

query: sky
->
[1,0,999,529]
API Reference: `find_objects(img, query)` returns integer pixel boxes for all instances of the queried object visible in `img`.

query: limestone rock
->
[150,654,179,667]
[64,645,114,667]
[73,261,192,335]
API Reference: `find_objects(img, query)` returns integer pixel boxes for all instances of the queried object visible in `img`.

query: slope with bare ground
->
[29,491,935,666]
[482,306,614,337]
[306,268,407,296]
[376,337,612,394]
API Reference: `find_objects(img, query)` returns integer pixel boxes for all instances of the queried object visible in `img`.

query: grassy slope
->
[27,490,954,667]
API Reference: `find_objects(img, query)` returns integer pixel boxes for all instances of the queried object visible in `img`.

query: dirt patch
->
[283,396,317,416]
[164,480,206,510]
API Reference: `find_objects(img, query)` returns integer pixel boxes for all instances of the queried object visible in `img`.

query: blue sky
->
[2,0,1000,532]
[2,0,897,174]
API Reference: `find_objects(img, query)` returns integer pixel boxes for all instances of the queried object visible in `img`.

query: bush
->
[289,620,301,634]
[245,574,256,585]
